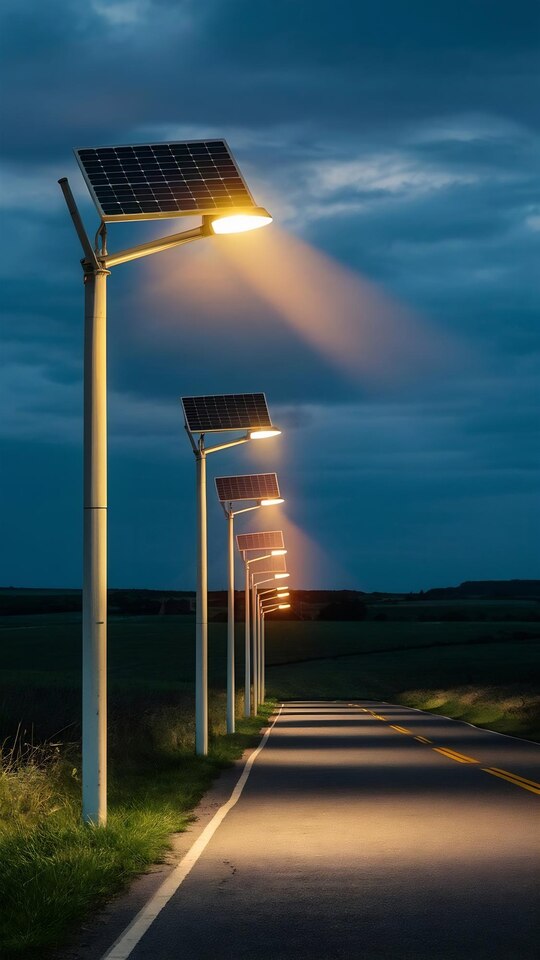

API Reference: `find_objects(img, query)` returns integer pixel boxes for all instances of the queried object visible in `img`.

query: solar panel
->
[250,556,288,575]
[215,473,280,503]
[250,555,288,574]
[75,140,255,222]
[236,531,284,552]
[182,394,272,434]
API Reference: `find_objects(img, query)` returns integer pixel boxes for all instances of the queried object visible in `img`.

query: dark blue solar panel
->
[215,474,280,502]
[181,394,272,433]
[75,140,255,221]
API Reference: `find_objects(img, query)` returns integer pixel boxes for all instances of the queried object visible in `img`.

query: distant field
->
[0,610,538,742]
[264,619,540,740]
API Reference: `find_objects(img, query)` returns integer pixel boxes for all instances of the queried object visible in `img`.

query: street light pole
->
[195,439,208,755]
[227,508,235,733]
[220,501,263,733]
[82,262,109,825]
[260,609,266,702]
[186,433,254,754]
[251,577,258,714]
[258,600,291,703]
[250,571,289,712]
[185,425,282,754]
[244,558,287,715]
[244,560,251,718]
[259,601,265,702]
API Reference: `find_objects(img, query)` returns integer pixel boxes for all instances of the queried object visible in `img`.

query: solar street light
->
[214,473,284,733]
[59,140,273,824]
[258,600,291,701]
[236,530,285,716]
[182,395,281,754]
[250,567,289,711]
[246,555,287,715]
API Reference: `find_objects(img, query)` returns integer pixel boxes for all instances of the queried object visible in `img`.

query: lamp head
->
[271,549,287,556]
[274,573,289,580]
[209,207,273,235]
[260,497,284,507]
[249,428,281,440]
[278,604,291,610]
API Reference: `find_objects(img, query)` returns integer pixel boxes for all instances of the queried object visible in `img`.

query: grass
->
[265,632,540,740]
[400,686,540,738]
[0,694,275,959]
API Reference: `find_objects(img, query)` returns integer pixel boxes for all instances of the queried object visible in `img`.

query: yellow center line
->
[433,746,479,764]
[488,767,540,788]
[483,767,540,796]
[361,713,539,794]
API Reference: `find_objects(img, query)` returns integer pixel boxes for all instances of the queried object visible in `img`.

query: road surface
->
[102,701,540,960]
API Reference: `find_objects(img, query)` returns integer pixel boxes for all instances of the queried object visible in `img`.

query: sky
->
[1,0,539,592]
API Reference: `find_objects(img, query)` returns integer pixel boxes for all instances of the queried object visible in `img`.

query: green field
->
[1,611,538,743]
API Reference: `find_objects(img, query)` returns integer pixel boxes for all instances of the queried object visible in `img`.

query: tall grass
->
[0,693,274,959]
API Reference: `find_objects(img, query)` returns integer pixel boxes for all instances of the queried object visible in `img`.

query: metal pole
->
[261,613,266,702]
[82,266,109,825]
[226,510,235,734]
[244,561,251,717]
[195,443,208,754]
[258,603,264,704]
[251,581,258,714]
[256,599,262,704]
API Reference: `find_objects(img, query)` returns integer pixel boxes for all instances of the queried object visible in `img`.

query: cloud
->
[90,0,150,26]
[0,163,63,212]
[309,154,479,198]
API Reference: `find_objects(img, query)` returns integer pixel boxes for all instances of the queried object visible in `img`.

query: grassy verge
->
[266,634,540,741]
[398,685,540,739]
[0,694,274,959]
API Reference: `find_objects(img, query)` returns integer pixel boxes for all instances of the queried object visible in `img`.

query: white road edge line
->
[101,705,284,960]
[377,702,539,746]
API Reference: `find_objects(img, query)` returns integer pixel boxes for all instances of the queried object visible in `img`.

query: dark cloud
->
[1,0,539,588]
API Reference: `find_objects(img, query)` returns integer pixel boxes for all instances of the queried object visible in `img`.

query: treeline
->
[412,580,540,600]
[2,583,540,620]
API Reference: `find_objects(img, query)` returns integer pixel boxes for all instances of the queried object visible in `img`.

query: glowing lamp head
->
[278,604,291,610]
[210,207,273,235]
[275,573,289,580]
[249,428,281,441]
[271,549,287,556]
[260,497,284,507]
[277,591,289,599]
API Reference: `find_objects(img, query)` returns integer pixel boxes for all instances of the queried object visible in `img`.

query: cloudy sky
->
[1,0,539,591]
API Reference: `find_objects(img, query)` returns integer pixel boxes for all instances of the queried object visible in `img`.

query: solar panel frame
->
[75,140,256,222]
[236,531,284,552]
[215,473,280,503]
[182,394,272,434]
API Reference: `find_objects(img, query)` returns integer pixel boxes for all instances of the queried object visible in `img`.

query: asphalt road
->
[104,701,540,960]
